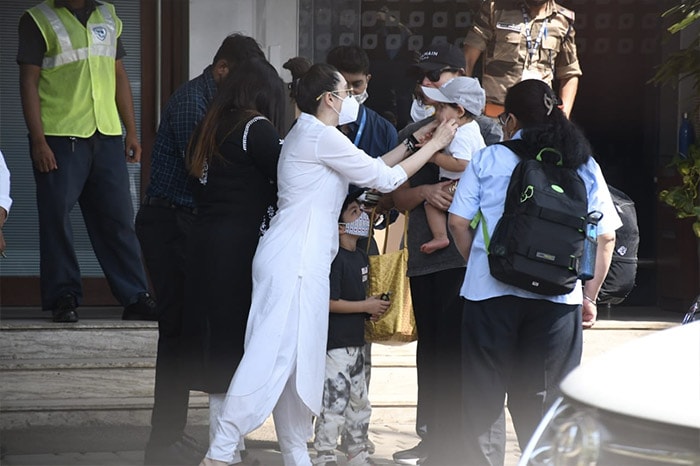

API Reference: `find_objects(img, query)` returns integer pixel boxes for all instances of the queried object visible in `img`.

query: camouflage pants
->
[313,346,371,455]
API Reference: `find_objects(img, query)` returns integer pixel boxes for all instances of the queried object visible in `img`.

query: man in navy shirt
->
[135,34,265,465]
[325,44,399,456]
[326,45,398,158]
[326,45,399,232]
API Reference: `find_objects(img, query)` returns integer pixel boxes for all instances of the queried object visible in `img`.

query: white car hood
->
[561,321,700,429]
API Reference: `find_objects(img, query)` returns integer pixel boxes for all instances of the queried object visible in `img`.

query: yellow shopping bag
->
[365,211,417,344]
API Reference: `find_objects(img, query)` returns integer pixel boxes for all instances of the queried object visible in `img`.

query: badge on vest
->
[92,26,107,42]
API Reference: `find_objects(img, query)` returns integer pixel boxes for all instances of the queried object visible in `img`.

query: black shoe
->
[393,441,427,465]
[144,437,202,465]
[123,292,159,321]
[51,294,79,323]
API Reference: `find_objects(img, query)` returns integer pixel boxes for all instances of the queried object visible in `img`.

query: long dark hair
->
[505,79,591,169]
[283,56,312,99]
[189,58,286,178]
[292,63,341,115]
[212,33,264,66]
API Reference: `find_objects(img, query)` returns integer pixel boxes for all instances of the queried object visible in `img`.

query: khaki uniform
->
[464,0,582,108]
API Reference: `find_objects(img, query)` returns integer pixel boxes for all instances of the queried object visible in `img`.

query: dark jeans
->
[135,204,195,446]
[410,267,466,465]
[461,296,582,466]
[32,134,148,309]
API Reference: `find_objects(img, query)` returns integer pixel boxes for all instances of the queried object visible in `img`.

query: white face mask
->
[354,89,369,105]
[342,211,370,237]
[410,98,435,122]
[334,94,361,125]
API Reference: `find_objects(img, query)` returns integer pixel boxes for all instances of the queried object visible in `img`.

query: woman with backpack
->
[447,79,621,466]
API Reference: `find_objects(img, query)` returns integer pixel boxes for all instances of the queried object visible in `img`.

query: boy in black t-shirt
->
[313,194,390,466]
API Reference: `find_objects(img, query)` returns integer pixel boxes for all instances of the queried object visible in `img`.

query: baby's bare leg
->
[420,202,450,254]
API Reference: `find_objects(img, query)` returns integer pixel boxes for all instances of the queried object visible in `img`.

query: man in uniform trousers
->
[18,0,156,323]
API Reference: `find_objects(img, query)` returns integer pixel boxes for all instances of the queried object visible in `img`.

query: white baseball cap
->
[422,77,486,117]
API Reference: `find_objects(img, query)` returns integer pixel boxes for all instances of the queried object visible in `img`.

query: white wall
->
[189,0,298,81]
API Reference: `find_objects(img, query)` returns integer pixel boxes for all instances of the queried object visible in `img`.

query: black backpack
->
[483,140,588,295]
[597,186,639,305]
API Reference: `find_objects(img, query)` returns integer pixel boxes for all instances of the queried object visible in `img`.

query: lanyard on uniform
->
[520,3,548,66]
[353,106,367,146]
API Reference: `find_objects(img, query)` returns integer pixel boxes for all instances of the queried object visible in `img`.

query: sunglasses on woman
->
[424,67,459,83]
[498,112,511,126]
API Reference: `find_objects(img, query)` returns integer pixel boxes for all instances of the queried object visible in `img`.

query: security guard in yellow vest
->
[463,0,582,120]
[18,0,156,323]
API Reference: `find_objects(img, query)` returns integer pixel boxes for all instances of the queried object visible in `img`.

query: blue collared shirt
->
[145,66,218,208]
[449,130,622,304]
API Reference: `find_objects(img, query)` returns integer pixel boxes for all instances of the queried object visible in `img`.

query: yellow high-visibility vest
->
[27,0,123,137]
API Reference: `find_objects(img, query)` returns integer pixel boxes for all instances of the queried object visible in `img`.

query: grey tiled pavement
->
[0,306,681,466]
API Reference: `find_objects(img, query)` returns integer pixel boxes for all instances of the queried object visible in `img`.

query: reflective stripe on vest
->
[28,1,122,137]
[35,2,117,69]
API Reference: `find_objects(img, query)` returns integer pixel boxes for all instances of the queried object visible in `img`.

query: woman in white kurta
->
[202,64,457,466]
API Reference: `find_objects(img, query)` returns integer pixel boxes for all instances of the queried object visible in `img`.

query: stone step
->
[1,396,416,428]
[0,357,154,370]
[0,394,210,430]
[0,317,419,430]
[1,364,415,398]
[0,348,414,370]
[0,372,417,430]
[1,365,415,401]
[0,318,417,365]
[0,321,158,361]
[0,405,419,456]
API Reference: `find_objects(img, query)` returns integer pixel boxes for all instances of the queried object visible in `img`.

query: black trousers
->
[461,296,582,466]
[135,204,195,446]
[409,267,466,465]
[33,134,148,309]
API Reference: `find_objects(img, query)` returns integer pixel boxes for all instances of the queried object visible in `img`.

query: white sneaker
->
[347,449,376,466]
[312,450,338,466]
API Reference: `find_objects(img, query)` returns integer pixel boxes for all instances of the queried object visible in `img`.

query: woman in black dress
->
[183,57,286,450]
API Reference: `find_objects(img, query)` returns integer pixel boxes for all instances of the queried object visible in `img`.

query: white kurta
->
[209,113,407,463]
